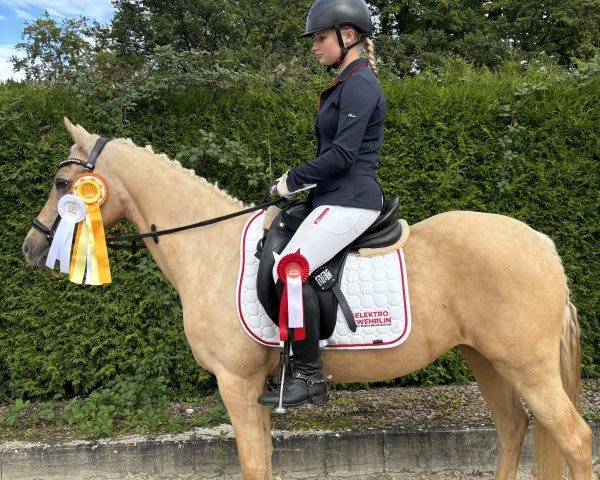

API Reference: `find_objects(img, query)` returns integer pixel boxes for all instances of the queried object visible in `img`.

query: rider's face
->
[311,29,342,66]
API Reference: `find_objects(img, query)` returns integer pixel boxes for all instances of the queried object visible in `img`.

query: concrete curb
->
[1,422,598,479]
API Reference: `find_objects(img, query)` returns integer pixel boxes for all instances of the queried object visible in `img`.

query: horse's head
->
[23,118,126,267]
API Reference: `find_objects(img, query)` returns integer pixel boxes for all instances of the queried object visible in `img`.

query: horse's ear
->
[63,117,96,154]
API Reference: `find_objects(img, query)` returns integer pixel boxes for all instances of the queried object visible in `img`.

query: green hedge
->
[1,59,598,402]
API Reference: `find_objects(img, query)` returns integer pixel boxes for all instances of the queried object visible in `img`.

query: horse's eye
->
[55,180,69,190]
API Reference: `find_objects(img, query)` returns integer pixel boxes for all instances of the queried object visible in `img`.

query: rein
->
[33,137,286,254]
[106,196,283,252]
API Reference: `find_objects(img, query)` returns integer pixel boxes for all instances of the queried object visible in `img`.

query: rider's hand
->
[273,171,294,199]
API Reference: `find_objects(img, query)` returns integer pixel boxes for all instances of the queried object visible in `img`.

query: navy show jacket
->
[286,57,386,211]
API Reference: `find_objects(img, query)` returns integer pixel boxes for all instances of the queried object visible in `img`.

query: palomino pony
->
[22,119,592,480]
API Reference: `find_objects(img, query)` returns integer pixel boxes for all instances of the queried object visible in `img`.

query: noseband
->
[31,137,111,243]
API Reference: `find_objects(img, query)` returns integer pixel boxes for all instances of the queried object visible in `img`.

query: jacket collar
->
[336,58,369,81]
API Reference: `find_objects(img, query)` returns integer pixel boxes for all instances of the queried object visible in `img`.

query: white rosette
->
[45,194,87,273]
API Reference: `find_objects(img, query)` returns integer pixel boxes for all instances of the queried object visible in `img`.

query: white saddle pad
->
[236,211,412,350]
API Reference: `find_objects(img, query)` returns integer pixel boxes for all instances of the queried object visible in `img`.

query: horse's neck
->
[114,147,247,294]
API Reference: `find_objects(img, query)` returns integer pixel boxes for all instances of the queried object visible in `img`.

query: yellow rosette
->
[69,173,111,285]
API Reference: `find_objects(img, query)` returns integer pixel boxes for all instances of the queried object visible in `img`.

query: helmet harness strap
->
[327,25,367,71]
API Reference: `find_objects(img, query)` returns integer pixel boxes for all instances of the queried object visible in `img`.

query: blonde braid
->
[362,37,378,76]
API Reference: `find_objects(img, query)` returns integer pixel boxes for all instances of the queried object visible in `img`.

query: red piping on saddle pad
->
[237,211,276,347]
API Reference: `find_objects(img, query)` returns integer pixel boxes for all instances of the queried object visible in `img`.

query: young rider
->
[258,0,386,408]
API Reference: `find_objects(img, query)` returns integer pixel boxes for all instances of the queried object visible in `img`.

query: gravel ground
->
[84,467,600,479]
[267,379,600,430]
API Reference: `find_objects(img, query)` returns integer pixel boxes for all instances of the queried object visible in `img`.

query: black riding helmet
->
[300,0,373,70]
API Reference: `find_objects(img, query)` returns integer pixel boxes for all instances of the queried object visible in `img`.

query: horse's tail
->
[533,231,581,480]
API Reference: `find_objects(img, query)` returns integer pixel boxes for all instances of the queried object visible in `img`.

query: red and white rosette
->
[276,250,310,342]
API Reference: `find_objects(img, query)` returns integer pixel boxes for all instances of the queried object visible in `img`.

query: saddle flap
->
[281,201,312,232]
[256,200,312,322]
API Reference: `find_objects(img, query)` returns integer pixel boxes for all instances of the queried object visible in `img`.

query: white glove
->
[274,171,294,199]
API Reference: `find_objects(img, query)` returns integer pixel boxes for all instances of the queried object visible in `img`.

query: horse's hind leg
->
[459,345,528,480]
[507,367,593,480]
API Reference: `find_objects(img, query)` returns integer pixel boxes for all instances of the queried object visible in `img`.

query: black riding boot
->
[257,358,328,408]
[258,284,329,408]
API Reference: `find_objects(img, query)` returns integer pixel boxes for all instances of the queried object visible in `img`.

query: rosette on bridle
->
[45,194,87,273]
[276,250,310,341]
[68,173,112,285]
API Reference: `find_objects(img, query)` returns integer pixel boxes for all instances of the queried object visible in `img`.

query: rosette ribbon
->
[276,250,310,342]
[45,194,87,273]
[68,173,112,285]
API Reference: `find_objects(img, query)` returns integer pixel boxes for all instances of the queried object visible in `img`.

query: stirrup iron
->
[275,341,291,414]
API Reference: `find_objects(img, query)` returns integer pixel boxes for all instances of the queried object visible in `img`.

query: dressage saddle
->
[255,197,402,340]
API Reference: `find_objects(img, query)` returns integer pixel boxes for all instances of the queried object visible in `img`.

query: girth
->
[255,198,402,339]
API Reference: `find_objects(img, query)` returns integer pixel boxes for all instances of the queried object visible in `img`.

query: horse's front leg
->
[217,370,273,480]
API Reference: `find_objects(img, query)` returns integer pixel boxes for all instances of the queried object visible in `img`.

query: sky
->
[0,0,115,81]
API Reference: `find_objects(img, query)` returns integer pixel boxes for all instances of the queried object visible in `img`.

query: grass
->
[0,392,230,442]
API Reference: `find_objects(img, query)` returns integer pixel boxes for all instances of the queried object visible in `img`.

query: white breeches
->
[272,204,381,283]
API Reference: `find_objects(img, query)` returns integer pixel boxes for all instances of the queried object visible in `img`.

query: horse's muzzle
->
[22,235,49,267]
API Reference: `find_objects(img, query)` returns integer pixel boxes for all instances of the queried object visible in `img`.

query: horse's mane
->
[111,137,247,208]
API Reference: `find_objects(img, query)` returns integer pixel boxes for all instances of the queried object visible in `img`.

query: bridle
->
[32,137,285,253]
[31,137,110,243]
